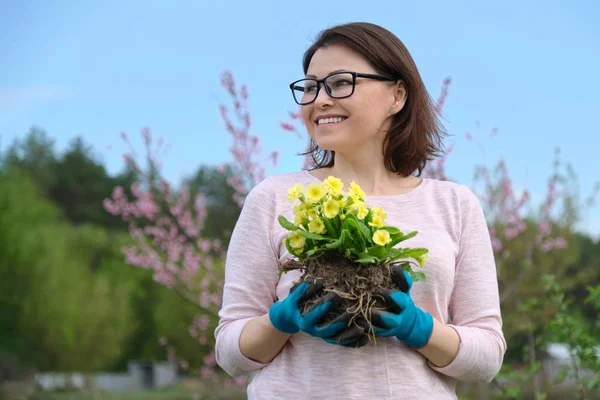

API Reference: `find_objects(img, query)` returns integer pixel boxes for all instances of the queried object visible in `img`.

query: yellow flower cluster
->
[280,175,429,281]
[285,177,393,253]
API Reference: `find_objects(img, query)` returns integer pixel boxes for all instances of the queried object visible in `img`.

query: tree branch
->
[171,284,219,318]
[500,268,528,304]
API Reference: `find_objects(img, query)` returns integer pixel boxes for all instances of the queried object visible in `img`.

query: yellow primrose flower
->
[307,208,318,219]
[287,232,306,249]
[293,203,307,218]
[350,181,366,200]
[337,197,347,208]
[373,230,392,246]
[305,183,327,204]
[371,206,387,220]
[294,214,304,226]
[369,215,385,228]
[323,176,344,196]
[417,254,429,267]
[323,198,340,219]
[287,183,304,202]
[308,218,326,234]
[356,203,369,220]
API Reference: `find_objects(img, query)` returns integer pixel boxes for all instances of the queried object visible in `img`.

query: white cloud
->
[0,85,75,109]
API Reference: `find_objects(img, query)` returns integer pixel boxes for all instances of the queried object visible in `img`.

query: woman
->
[214,22,506,399]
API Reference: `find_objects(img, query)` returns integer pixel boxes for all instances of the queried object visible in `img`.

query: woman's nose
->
[313,85,334,108]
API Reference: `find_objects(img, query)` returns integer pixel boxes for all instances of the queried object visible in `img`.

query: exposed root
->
[281,255,397,343]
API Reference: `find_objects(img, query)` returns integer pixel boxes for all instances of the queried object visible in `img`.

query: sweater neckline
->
[301,170,429,201]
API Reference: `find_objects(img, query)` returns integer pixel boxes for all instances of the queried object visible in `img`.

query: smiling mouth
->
[316,116,347,126]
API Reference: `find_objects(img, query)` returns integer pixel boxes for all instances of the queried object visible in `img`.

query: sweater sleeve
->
[214,178,281,377]
[428,186,507,382]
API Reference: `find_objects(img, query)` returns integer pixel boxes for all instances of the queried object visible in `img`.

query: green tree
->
[2,127,58,195]
[0,169,135,371]
[1,128,138,230]
[182,164,242,246]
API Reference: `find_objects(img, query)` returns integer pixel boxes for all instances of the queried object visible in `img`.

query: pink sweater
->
[214,171,506,399]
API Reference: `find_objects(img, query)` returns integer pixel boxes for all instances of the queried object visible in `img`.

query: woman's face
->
[301,44,405,155]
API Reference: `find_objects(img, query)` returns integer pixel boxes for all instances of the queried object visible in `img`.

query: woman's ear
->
[391,81,407,112]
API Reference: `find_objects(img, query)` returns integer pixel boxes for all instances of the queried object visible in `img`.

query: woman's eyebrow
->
[305,69,348,78]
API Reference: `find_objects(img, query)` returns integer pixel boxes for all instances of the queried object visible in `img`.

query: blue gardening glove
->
[269,279,347,338]
[371,265,434,349]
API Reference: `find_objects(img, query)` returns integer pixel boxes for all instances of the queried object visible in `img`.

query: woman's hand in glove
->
[371,264,434,349]
[269,279,346,339]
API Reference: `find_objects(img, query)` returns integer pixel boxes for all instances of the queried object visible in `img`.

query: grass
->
[24,378,246,400]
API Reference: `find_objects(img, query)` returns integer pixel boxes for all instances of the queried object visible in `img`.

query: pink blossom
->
[200,367,214,379]
[196,315,211,330]
[198,239,211,253]
[153,272,174,287]
[203,352,217,367]
[281,122,296,132]
[199,292,210,308]
[538,221,551,237]
[189,326,198,338]
[234,376,249,386]
[289,110,302,120]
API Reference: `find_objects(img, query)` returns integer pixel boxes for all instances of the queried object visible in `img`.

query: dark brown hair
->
[300,22,447,177]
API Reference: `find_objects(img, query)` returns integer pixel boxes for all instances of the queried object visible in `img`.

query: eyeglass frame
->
[289,71,397,105]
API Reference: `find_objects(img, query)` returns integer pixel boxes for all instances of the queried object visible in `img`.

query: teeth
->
[317,117,346,125]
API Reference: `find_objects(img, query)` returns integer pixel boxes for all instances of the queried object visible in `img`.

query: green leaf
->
[325,229,351,250]
[355,255,378,264]
[387,247,429,262]
[389,230,418,247]
[325,236,343,249]
[341,229,358,251]
[322,217,338,238]
[332,216,342,234]
[278,215,297,231]
[305,248,320,257]
[344,218,366,251]
[296,230,332,241]
[410,271,426,282]
[367,245,386,259]
[356,219,372,239]
[381,226,402,235]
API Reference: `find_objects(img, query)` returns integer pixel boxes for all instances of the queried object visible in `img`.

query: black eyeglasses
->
[289,71,395,105]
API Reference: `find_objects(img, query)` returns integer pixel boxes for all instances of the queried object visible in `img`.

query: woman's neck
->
[310,156,422,196]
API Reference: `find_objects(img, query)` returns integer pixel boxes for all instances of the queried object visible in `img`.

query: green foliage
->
[0,147,224,372]
[2,127,58,195]
[0,169,134,371]
[1,128,138,230]
[182,165,243,246]
[455,152,600,398]
[544,275,600,397]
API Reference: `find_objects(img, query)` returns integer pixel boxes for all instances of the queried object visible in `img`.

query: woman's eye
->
[305,85,317,93]
[332,79,351,87]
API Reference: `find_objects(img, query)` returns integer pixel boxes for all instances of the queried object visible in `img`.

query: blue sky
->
[0,0,599,237]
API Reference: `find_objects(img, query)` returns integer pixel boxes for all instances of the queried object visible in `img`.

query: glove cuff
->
[404,311,434,349]
[268,308,300,334]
